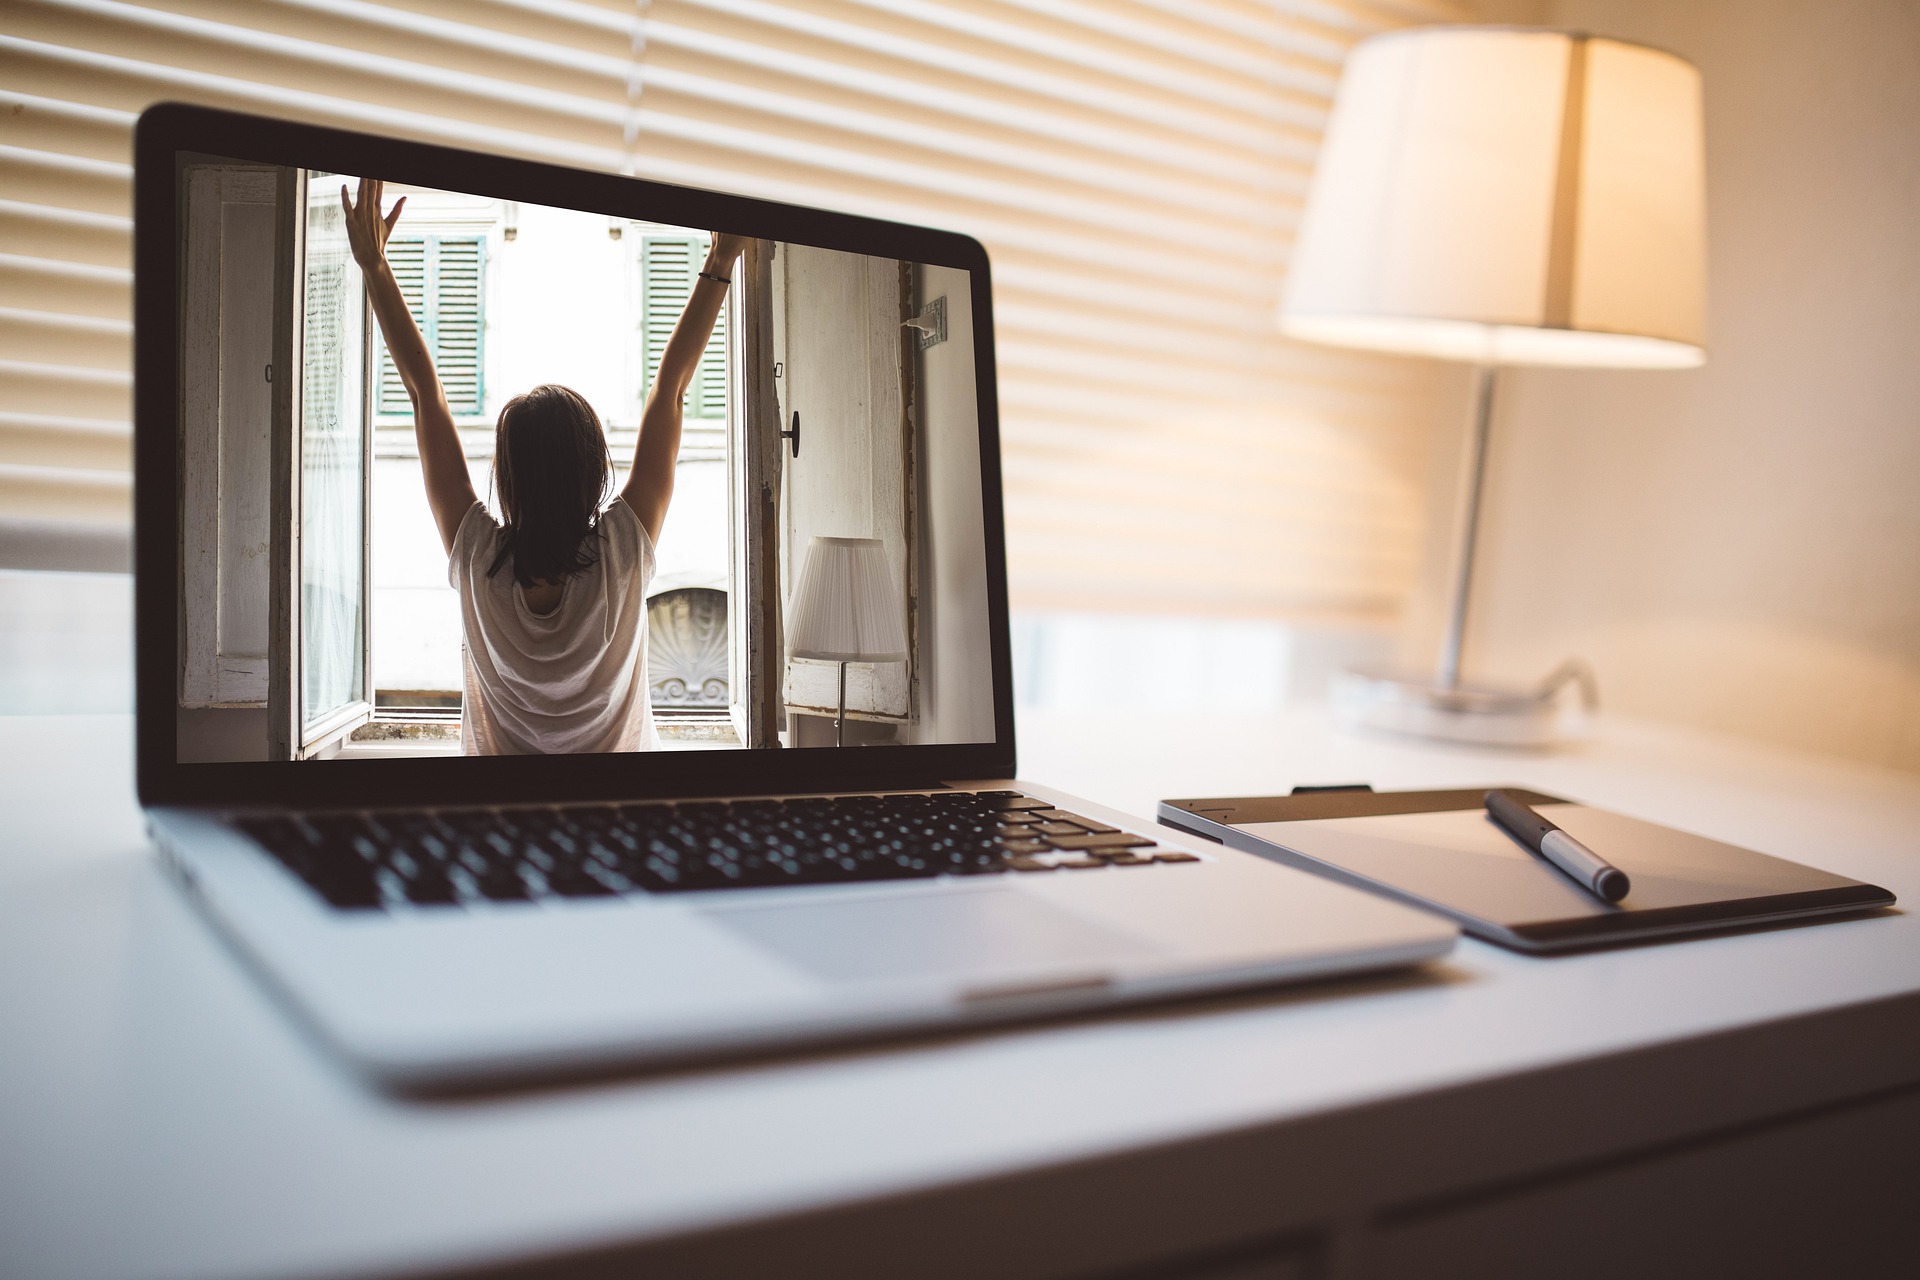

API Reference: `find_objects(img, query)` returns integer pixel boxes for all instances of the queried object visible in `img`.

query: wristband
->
[699,270,731,286]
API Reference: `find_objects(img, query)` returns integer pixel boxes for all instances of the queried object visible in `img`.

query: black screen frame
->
[134,103,1017,808]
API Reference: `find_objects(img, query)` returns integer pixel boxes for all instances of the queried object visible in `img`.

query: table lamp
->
[787,536,909,747]
[1280,26,1707,746]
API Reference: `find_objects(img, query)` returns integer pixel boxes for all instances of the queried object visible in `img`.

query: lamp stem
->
[1438,365,1499,690]
[835,659,848,748]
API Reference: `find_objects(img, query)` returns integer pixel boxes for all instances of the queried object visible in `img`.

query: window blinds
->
[3,0,1462,618]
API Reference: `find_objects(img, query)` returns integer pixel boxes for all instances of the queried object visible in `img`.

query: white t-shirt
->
[448,499,657,755]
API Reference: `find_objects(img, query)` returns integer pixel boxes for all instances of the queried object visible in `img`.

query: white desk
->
[3,711,1917,1278]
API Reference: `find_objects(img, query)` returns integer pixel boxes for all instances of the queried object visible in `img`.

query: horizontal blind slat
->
[11,1,631,140]
[0,359,135,422]
[0,307,132,369]
[1,36,629,167]
[633,65,1309,224]
[811,0,1343,102]
[642,19,1320,180]
[652,0,1329,148]
[621,104,1294,260]
[0,463,132,524]
[0,252,133,320]
[0,411,133,473]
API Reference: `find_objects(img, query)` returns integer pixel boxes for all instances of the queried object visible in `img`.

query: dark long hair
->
[486,384,613,587]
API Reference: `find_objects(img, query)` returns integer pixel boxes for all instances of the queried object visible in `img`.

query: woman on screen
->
[343,178,746,754]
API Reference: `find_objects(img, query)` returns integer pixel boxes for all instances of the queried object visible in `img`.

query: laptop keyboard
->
[235,791,1200,911]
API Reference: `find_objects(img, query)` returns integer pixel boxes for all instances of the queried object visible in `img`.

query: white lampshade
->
[787,536,908,663]
[1281,27,1707,369]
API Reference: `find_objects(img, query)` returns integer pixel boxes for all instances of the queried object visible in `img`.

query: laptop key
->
[1031,810,1121,834]
[404,866,461,905]
[1043,832,1156,852]
[975,794,1052,812]
[544,868,619,897]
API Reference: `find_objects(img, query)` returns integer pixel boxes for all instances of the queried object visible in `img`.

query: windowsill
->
[341,707,743,754]
[355,710,461,742]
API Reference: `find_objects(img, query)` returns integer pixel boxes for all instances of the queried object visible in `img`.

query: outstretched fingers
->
[341,178,402,266]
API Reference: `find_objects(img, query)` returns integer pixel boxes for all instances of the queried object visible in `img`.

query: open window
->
[272,170,375,760]
[344,196,763,755]
[175,164,376,762]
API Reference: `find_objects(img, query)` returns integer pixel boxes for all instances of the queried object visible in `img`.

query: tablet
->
[1158,788,1895,953]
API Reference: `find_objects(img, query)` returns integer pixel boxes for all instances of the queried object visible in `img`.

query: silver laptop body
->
[133,104,1454,1092]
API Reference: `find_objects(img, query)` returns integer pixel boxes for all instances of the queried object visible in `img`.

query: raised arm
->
[342,178,478,553]
[620,234,750,543]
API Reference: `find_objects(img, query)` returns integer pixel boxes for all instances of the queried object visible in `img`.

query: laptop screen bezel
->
[133,103,1017,808]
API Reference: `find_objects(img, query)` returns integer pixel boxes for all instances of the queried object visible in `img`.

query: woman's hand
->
[706,233,751,275]
[341,177,406,272]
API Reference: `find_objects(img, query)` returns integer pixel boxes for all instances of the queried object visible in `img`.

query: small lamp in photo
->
[787,536,908,747]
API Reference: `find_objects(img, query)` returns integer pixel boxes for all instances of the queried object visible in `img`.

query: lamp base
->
[1330,663,1593,749]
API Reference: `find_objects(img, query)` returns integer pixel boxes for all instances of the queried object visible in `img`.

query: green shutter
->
[377,239,426,416]
[377,235,485,418]
[434,238,484,415]
[642,234,726,420]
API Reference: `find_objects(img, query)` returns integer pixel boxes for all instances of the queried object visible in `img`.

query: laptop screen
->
[137,107,1012,800]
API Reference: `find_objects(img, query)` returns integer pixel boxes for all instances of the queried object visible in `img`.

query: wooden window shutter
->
[432,237,484,415]
[375,239,426,417]
[641,234,726,420]
[376,236,483,418]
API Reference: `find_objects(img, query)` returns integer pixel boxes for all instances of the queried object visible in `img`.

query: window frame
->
[268,166,377,762]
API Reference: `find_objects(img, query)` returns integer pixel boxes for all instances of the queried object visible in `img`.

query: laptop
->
[133,103,1455,1092]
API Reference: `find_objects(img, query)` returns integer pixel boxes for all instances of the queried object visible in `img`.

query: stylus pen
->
[1485,789,1631,903]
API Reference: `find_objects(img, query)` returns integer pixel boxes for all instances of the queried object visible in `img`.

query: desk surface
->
[3,710,1917,1279]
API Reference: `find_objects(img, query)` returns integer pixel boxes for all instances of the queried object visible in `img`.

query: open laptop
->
[133,103,1454,1092]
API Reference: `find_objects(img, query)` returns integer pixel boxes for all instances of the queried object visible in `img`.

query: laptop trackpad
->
[705,888,1158,983]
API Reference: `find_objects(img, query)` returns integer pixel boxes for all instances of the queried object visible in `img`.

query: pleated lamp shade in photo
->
[788,536,908,746]
[1280,26,1708,746]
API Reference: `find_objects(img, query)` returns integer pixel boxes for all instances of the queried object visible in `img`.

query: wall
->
[902,265,994,747]
[0,569,130,715]
[1425,0,1920,772]
[174,163,279,763]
